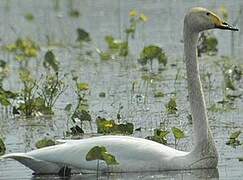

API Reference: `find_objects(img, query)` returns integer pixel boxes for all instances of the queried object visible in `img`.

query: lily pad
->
[86,146,119,165]
[35,138,55,149]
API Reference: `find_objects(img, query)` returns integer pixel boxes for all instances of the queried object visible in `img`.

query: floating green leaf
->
[166,97,177,114]
[64,104,72,112]
[0,138,6,156]
[146,129,170,144]
[99,92,106,98]
[226,130,241,148]
[76,28,91,42]
[24,13,34,21]
[139,45,167,66]
[86,146,119,165]
[69,9,80,18]
[77,83,89,91]
[43,50,59,72]
[96,117,134,135]
[154,91,164,98]
[172,127,186,140]
[35,138,55,149]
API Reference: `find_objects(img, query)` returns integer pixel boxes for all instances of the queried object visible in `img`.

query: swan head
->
[184,7,238,32]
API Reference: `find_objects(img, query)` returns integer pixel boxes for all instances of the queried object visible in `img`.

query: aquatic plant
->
[226,130,242,148]
[4,38,39,65]
[0,87,17,107]
[86,145,119,177]
[35,138,55,149]
[98,10,148,60]
[15,51,66,116]
[76,28,91,44]
[0,60,10,86]
[24,13,34,21]
[197,32,218,56]
[64,73,91,135]
[146,128,169,145]
[138,45,167,70]
[38,51,66,113]
[0,138,6,156]
[165,97,177,114]
[96,117,134,135]
[172,127,186,148]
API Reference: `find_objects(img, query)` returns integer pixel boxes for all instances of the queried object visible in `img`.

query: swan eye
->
[206,12,210,16]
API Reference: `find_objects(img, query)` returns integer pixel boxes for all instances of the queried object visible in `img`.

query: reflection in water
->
[32,168,219,180]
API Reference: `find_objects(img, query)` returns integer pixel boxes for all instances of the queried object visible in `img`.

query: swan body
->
[1,7,238,174]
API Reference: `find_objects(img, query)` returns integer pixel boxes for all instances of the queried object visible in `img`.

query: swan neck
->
[183,27,213,147]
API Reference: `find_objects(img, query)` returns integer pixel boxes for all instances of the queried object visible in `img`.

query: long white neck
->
[183,25,217,157]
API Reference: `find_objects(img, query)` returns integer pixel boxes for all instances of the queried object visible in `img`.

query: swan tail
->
[1,153,61,174]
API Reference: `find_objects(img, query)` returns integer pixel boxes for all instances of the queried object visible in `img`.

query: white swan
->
[1,7,238,174]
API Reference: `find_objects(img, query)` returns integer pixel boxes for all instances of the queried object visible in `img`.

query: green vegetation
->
[86,145,119,177]
[24,13,34,21]
[96,117,134,135]
[226,130,241,148]
[64,73,91,136]
[86,146,119,165]
[0,138,6,156]
[172,127,186,148]
[4,38,39,64]
[98,10,148,60]
[35,138,55,149]
[197,32,218,56]
[146,129,169,144]
[166,97,177,114]
[138,45,167,69]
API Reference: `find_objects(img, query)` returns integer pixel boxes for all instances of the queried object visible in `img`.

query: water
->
[0,0,243,179]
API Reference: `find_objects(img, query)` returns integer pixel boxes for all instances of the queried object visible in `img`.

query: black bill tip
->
[216,22,239,31]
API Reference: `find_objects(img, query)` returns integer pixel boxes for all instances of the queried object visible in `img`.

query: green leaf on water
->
[86,146,119,165]
[172,127,186,140]
[226,130,241,148]
[64,104,72,112]
[230,130,241,139]
[0,138,6,156]
[96,117,134,135]
[0,94,11,106]
[166,97,177,114]
[139,45,167,66]
[43,50,59,72]
[76,28,91,42]
[146,128,169,144]
[24,13,34,21]
[99,51,111,61]
[77,83,89,91]
[154,91,164,98]
[35,138,55,149]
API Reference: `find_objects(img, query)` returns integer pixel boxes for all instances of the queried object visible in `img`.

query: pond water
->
[0,0,243,179]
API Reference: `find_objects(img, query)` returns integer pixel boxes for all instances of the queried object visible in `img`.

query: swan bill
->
[215,22,238,31]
